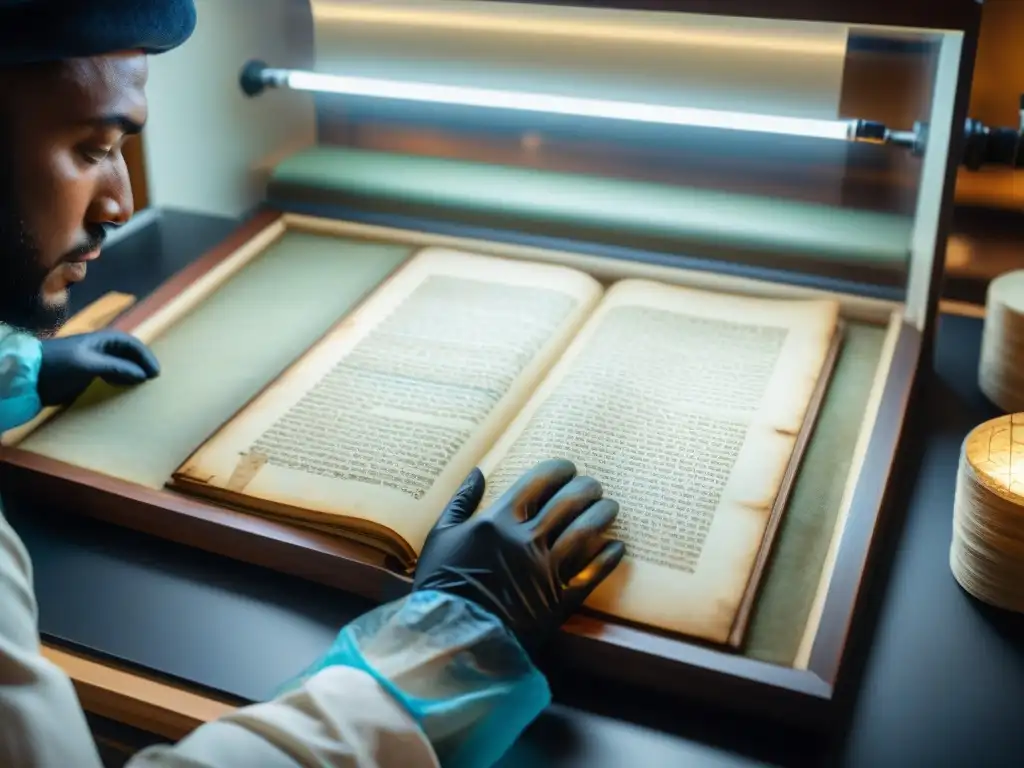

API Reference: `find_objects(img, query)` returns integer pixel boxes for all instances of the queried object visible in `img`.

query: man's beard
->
[0,151,68,337]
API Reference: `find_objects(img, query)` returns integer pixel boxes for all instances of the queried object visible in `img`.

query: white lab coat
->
[0,507,439,767]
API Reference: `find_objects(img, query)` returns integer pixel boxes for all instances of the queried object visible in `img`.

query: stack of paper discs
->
[979,270,1024,413]
[951,413,1024,612]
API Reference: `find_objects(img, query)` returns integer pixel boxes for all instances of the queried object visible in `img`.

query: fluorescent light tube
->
[293,71,853,140]
[242,63,856,141]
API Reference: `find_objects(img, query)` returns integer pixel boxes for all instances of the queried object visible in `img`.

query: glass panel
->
[142,0,972,305]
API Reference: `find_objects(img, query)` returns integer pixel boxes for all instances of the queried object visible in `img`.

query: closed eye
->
[79,146,114,164]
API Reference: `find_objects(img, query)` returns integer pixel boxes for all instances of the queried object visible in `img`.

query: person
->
[0,1,627,766]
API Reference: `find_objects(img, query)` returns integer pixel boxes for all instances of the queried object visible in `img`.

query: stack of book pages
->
[952,413,1024,613]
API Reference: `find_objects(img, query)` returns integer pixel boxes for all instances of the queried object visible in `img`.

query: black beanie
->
[0,0,197,65]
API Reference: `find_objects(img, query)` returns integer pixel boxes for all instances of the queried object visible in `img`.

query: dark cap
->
[0,0,197,65]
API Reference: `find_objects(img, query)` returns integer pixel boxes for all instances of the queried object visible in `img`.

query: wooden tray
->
[0,209,917,728]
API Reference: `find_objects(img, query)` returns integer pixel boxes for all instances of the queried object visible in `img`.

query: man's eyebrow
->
[88,114,145,135]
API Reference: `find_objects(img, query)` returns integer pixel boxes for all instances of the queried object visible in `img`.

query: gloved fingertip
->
[564,540,627,607]
[435,468,486,528]
[589,498,620,532]
[137,347,161,377]
[98,361,150,386]
[100,332,160,376]
[533,457,578,480]
[594,540,627,583]
[604,539,627,565]
[461,466,485,492]
[458,468,485,505]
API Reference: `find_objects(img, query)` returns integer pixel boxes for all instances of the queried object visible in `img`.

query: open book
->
[171,247,841,646]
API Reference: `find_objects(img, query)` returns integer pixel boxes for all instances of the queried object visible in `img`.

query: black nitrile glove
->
[37,330,160,406]
[414,458,626,653]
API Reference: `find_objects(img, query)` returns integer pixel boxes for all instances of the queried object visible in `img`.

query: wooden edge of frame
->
[62,292,139,336]
[42,644,234,742]
[807,320,923,683]
[0,448,411,604]
[555,615,833,727]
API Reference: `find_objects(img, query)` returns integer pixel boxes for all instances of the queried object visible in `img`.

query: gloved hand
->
[414,458,626,652]
[37,329,160,406]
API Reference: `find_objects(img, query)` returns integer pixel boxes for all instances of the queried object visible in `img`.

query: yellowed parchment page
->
[477,279,839,645]
[172,247,603,556]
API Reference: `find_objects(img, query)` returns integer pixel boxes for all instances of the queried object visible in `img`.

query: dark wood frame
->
[0,207,917,730]
[0,0,981,731]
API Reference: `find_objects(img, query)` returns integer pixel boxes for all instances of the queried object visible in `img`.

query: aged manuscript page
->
[478,279,840,645]
[172,248,602,561]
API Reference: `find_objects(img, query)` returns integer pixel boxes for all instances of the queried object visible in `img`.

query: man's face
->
[0,53,148,335]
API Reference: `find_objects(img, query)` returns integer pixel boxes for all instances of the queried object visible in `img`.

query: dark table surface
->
[5,208,1024,767]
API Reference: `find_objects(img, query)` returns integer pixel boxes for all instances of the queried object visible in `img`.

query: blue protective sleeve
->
[282,590,551,768]
[0,325,42,432]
